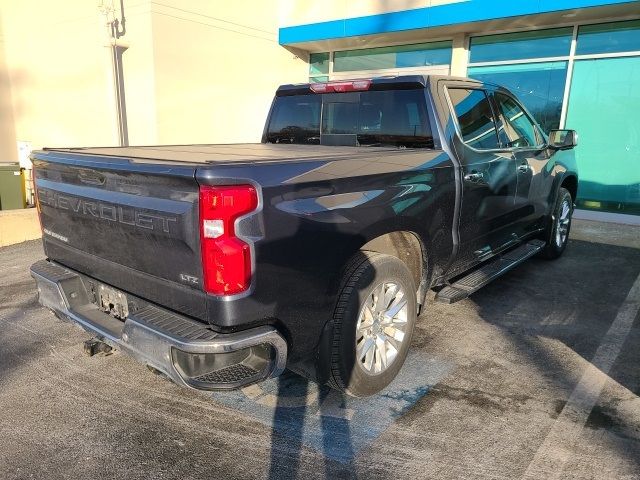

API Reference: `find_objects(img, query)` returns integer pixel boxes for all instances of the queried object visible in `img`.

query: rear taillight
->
[199,185,258,295]
[310,79,371,93]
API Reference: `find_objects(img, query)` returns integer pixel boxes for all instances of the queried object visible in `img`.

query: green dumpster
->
[0,163,26,210]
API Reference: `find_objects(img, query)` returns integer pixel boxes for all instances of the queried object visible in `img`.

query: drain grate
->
[193,364,258,384]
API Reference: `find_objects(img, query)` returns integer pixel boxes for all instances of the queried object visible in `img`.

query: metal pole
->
[111,43,129,146]
[99,0,128,147]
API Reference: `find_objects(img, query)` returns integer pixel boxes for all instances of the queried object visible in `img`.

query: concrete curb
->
[573,208,640,226]
[0,208,41,247]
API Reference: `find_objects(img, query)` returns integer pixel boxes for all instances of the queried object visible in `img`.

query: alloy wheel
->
[355,282,408,375]
[556,199,572,247]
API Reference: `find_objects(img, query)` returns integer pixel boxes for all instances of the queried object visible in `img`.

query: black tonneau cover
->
[43,143,410,165]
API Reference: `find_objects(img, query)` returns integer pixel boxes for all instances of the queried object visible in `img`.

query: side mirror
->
[548,129,578,150]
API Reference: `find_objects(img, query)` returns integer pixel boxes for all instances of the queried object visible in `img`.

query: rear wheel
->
[540,187,573,259]
[327,251,417,397]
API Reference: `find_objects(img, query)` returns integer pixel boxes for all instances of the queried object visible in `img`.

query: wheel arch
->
[316,225,430,384]
[359,230,429,308]
[546,171,578,220]
[560,174,578,201]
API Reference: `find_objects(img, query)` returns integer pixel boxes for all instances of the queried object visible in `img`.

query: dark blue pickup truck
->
[30,75,578,397]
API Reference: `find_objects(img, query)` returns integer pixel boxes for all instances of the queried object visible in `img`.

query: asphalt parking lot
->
[1,219,639,480]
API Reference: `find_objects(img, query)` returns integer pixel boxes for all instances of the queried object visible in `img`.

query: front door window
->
[494,93,543,148]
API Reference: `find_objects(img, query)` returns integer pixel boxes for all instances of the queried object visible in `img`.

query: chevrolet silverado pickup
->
[30,75,578,397]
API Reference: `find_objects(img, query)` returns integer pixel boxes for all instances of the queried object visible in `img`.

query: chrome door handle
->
[518,164,529,173]
[464,172,484,182]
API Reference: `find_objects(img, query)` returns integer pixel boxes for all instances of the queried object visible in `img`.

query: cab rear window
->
[265,89,433,148]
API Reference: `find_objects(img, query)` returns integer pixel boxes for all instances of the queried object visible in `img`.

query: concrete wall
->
[0,0,307,150]
[118,3,159,146]
[0,0,119,150]
[0,0,467,153]
[278,0,464,27]
[0,12,17,162]
[149,1,308,144]
[0,208,40,247]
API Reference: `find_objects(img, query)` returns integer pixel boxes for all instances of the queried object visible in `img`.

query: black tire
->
[540,187,573,260]
[327,251,417,397]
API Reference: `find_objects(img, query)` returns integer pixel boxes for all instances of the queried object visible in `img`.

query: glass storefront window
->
[468,61,568,133]
[565,56,640,214]
[576,20,640,55]
[469,28,573,63]
[333,41,451,72]
[309,52,329,77]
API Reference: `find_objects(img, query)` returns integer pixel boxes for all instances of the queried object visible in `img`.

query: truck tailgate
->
[32,150,207,320]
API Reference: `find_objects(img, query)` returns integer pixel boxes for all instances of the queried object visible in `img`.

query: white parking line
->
[522,271,640,480]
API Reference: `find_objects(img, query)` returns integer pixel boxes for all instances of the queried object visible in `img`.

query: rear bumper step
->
[30,260,287,391]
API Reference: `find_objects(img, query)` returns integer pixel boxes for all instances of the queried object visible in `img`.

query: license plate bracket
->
[98,284,129,320]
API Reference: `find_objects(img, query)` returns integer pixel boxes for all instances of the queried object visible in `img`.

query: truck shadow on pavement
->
[212,350,452,478]
[474,239,640,396]
[471,238,640,470]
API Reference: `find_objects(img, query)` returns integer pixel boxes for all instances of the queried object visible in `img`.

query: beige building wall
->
[0,0,307,150]
[149,1,308,144]
[278,0,465,27]
[117,2,159,146]
[0,12,17,162]
[0,0,118,150]
[450,33,469,77]
[1,0,473,155]
[2,0,469,155]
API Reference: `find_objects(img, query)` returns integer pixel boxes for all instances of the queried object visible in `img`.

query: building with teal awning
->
[280,1,640,217]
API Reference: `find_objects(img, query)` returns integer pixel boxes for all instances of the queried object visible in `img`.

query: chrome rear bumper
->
[30,260,287,391]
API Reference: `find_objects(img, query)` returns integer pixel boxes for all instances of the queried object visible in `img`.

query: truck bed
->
[44,143,410,165]
[33,141,449,329]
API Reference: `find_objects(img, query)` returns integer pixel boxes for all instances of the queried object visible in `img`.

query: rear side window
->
[266,89,433,148]
[494,93,543,148]
[448,88,500,150]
